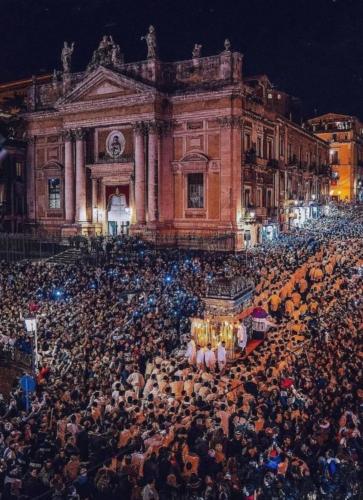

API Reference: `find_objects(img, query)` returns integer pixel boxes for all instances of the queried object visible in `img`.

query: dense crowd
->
[0,206,362,499]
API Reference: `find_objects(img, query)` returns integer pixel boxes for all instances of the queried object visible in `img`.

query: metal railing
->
[0,346,32,372]
[142,231,237,252]
[0,233,67,262]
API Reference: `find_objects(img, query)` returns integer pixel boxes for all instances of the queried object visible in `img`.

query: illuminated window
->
[48,178,61,209]
[16,162,23,177]
[187,173,204,209]
[330,151,339,164]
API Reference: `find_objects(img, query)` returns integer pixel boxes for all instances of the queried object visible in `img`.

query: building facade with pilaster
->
[6,31,330,247]
[306,113,363,202]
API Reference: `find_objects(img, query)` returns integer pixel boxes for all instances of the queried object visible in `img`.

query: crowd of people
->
[0,206,362,499]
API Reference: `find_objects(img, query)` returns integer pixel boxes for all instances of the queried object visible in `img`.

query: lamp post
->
[24,317,38,373]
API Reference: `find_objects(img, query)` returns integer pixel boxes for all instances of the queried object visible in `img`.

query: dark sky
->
[1,0,363,119]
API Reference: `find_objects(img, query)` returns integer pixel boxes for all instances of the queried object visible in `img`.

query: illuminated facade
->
[307,113,363,202]
[0,32,330,246]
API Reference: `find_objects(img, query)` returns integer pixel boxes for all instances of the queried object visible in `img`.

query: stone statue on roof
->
[224,38,231,52]
[141,25,158,59]
[87,36,123,72]
[192,43,202,58]
[61,41,75,73]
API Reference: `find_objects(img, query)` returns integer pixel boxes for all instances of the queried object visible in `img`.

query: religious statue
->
[110,135,122,157]
[192,43,202,58]
[224,38,231,52]
[111,43,122,66]
[61,41,75,73]
[141,25,157,59]
[87,35,123,71]
[106,131,125,158]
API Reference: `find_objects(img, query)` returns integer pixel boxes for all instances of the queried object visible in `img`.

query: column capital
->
[132,121,146,136]
[74,128,87,140]
[62,129,74,142]
[25,134,36,144]
[218,116,242,129]
[146,120,164,135]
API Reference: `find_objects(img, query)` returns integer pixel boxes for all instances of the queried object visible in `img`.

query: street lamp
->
[24,318,38,373]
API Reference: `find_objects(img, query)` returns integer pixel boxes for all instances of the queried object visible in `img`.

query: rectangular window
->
[279,136,284,157]
[330,150,339,164]
[267,139,273,159]
[267,189,272,207]
[244,188,252,207]
[256,189,262,207]
[244,132,251,150]
[288,143,292,161]
[187,173,204,209]
[48,178,61,209]
[257,137,262,157]
[16,162,23,177]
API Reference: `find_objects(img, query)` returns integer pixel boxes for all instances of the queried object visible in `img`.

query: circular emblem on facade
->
[106,130,125,158]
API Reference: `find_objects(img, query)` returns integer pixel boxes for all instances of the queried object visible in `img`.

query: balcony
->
[318,165,332,177]
[329,158,340,165]
[244,149,257,165]
[288,155,298,167]
[267,159,279,169]
[267,207,278,218]
[94,155,134,164]
[307,122,353,133]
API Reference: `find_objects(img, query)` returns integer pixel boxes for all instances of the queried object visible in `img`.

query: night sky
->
[1,0,363,119]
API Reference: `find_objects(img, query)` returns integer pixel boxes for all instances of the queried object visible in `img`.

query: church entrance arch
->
[107,190,131,235]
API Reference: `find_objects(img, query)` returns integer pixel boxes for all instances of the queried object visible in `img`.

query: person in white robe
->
[217,341,227,374]
[185,338,196,365]
[204,343,216,371]
[196,346,205,370]
[237,321,248,351]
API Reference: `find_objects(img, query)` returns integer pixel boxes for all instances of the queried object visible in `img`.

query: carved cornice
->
[217,116,242,128]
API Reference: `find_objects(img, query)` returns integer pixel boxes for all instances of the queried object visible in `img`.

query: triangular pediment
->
[84,80,134,99]
[56,66,155,107]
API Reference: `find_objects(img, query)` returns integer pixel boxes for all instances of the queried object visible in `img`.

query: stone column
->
[158,121,173,222]
[129,174,137,225]
[147,121,158,223]
[91,178,98,223]
[75,128,87,223]
[133,122,146,224]
[26,136,36,221]
[64,130,75,223]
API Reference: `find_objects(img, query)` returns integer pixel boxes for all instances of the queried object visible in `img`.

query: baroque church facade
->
[22,28,330,247]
